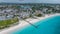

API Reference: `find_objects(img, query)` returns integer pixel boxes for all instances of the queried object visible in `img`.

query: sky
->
[0,0,60,4]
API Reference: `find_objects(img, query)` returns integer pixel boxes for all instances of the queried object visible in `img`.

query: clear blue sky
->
[0,0,60,3]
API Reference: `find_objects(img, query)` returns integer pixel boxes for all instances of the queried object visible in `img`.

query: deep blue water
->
[11,15,60,34]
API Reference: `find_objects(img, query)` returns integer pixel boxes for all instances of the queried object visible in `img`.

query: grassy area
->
[0,17,19,29]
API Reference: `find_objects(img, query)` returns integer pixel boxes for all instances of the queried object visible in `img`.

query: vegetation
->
[0,17,19,29]
[35,14,42,17]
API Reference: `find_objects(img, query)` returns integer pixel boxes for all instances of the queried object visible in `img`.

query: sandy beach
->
[0,13,60,34]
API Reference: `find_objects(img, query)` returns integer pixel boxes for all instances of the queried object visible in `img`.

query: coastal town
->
[0,3,60,33]
[0,3,60,20]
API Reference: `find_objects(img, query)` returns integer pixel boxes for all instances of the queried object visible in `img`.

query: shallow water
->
[11,15,60,34]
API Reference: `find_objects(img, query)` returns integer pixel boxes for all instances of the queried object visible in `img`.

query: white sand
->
[0,13,60,34]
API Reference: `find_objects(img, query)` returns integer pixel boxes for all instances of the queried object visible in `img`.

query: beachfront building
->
[20,12,30,19]
[42,8,48,14]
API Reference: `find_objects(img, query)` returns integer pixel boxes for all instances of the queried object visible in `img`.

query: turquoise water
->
[11,15,60,34]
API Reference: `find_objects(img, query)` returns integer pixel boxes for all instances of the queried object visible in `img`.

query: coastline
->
[0,13,60,34]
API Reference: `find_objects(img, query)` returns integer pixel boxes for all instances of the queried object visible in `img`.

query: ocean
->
[11,15,60,34]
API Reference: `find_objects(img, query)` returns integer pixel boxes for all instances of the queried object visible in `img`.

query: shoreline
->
[0,13,60,34]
